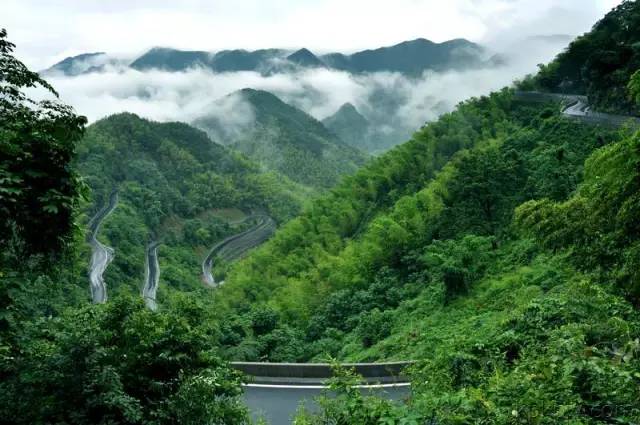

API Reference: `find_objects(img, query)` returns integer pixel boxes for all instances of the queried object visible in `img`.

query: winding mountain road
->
[202,215,276,287]
[142,241,161,310]
[515,91,640,127]
[87,191,118,303]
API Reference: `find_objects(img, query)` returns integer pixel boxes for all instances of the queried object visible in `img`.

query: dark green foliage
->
[355,308,393,348]
[0,28,87,254]
[0,296,249,425]
[295,367,422,424]
[530,0,640,114]
[250,307,279,336]
[630,69,640,105]
[516,131,640,303]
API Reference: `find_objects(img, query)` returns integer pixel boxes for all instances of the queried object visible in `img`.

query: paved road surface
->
[243,383,411,425]
[142,241,160,310]
[202,215,275,287]
[515,91,640,128]
[87,191,118,303]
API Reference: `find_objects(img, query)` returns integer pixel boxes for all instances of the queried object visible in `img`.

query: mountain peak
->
[287,48,325,68]
[41,52,107,76]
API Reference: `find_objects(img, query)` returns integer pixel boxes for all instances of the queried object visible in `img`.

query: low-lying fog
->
[36,36,568,151]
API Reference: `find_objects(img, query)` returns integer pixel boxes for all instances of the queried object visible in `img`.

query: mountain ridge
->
[43,37,486,76]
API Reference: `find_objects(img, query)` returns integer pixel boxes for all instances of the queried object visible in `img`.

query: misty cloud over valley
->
[40,36,571,152]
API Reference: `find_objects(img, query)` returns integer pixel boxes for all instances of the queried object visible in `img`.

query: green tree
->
[0,28,87,254]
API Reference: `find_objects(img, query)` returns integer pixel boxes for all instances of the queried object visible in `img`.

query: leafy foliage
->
[0,32,250,425]
[0,28,87,254]
[0,296,250,425]
[630,69,640,106]
[516,131,640,303]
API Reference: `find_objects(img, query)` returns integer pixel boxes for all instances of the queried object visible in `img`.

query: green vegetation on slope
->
[216,76,640,421]
[195,88,367,188]
[294,126,640,423]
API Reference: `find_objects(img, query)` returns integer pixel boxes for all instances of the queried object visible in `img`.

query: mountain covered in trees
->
[76,112,306,294]
[193,88,367,188]
[43,38,486,77]
[213,2,640,422]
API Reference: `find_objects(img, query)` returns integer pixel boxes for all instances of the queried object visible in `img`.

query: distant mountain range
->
[43,38,487,77]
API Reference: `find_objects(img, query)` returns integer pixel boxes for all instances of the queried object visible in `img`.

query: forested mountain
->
[221,91,640,423]
[322,103,371,150]
[321,38,484,75]
[524,1,640,115]
[286,48,326,68]
[208,4,640,421]
[194,88,367,188]
[43,38,486,77]
[76,112,306,293]
[129,47,212,71]
[42,51,108,76]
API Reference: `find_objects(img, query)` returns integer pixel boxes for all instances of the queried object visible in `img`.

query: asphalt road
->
[243,383,411,425]
[563,99,590,116]
[142,241,160,310]
[87,191,118,303]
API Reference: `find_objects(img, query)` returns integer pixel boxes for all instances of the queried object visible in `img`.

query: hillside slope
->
[76,113,306,296]
[194,89,367,188]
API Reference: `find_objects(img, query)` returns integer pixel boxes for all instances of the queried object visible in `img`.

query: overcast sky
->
[4,0,622,70]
